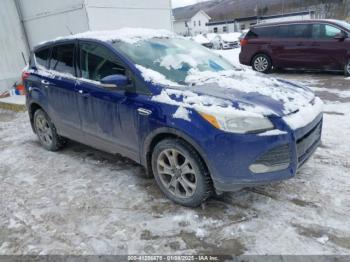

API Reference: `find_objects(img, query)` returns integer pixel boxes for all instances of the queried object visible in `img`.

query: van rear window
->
[247,26,277,38]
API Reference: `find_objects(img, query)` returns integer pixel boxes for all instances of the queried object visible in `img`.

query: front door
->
[309,23,348,71]
[76,41,141,160]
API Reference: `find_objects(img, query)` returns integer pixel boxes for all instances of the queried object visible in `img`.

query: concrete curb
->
[0,101,27,112]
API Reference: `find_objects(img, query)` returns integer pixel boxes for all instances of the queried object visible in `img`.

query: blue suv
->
[23,29,323,207]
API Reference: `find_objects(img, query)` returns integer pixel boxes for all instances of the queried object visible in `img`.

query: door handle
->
[41,80,50,85]
[78,90,90,98]
[297,42,304,46]
[137,108,152,116]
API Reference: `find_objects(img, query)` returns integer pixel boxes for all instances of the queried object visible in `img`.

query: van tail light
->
[240,39,249,46]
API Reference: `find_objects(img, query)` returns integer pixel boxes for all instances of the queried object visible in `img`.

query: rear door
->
[46,43,82,138]
[309,23,347,70]
[30,47,52,102]
[272,24,313,68]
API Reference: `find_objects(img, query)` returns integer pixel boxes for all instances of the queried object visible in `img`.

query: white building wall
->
[0,0,29,92]
[189,12,210,35]
[18,0,172,48]
[86,0,172,31]
[260,13,312,24]
[173,20,189,36]
[208,23,238,33]
[18,0,89,48]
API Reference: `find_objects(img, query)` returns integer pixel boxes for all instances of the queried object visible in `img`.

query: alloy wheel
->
[35,114,53,147]
[156,149,197,198]
[346,61,350,75]
[254,56,269,72]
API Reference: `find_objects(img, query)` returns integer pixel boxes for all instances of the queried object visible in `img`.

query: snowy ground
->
[1,49,350,255]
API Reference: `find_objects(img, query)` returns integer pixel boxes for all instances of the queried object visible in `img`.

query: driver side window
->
[312,24,342,39]
[79,42,126,82]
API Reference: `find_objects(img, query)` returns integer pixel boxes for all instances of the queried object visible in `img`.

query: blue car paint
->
[25,37,323,192]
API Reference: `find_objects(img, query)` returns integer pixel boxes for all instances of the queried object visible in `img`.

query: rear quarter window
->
[34,47,51,69]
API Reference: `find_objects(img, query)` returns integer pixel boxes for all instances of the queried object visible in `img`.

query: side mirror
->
[100,74,129,90]
[334,32,347,40]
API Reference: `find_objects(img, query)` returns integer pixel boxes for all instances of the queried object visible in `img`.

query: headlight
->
[199,111,274,134]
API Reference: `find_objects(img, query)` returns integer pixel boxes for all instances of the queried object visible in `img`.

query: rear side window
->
[252,27,276,38]
[50,44,75,76]
[35,48,50,69]
[79,42,126,82]
[278,24,311,38]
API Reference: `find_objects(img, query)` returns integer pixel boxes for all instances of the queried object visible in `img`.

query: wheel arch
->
[142,127,213,179]
[250,52,273,67]
[28,102,45,132]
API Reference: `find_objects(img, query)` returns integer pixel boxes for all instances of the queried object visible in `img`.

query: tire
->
[252,54,272,74]
[151,139,213,207]
[33,109,65,151]
[345,60,350,76]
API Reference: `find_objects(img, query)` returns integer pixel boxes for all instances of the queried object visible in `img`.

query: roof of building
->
[251,19,350,29]
[207,10,315,26]
[173,9,210,21]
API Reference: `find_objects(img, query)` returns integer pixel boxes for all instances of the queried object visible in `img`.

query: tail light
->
[21,71,30,95]
[240,39,249,46]
[22,71,30,82]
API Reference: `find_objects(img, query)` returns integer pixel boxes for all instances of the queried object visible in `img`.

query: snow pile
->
[206,33,218,41]
[40,28,177,45]
[192,34,210,44]
[220,33,241,42]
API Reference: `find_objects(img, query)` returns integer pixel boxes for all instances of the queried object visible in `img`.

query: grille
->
[255,144,291,167]
[297,122,322,164]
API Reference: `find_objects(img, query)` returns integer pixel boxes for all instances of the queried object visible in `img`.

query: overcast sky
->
[171,0,206,8]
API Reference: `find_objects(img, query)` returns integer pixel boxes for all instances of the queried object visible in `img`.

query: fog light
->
[249,163,290,174]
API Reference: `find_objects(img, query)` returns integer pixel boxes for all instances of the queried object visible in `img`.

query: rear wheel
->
[151,139,213,207]
[34,109,65,151]
[345,60,350,76]
[252,54,272,74]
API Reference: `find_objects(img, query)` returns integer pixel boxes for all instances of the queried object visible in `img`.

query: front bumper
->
[207,113,323,192]
[222,42,239,49]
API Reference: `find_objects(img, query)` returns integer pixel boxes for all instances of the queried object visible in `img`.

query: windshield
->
[336,20,350,31]
[112,38,235,85]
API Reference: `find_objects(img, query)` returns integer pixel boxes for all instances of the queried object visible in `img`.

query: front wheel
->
[252,54,272,74]
[345,60,350,76]
[151,139,213,207]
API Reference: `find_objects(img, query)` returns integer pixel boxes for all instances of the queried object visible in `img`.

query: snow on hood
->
[39,28,177,46]
[138,65,316,118]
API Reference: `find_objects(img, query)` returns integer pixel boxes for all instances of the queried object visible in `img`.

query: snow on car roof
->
[37,28,177,47]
